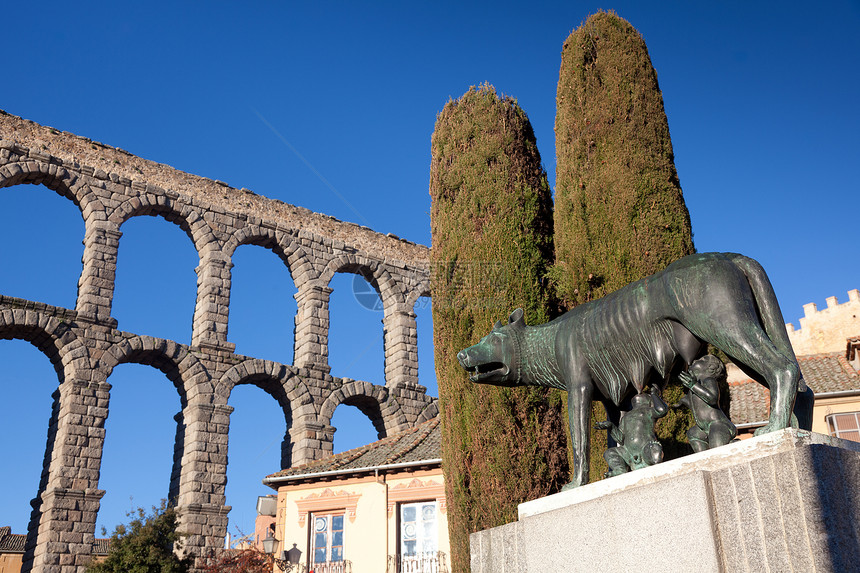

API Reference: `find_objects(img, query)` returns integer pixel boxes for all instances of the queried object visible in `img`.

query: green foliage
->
[553,11,697,468]
[553,10,695,308]
[430,84,568,573]
[87,501,191,573]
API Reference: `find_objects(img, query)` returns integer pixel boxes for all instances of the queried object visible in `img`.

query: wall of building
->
[811,395,860,436]
[0,554,23,573]
[274,468,448,572]
[0,112,436,572]
[786,289,860,355]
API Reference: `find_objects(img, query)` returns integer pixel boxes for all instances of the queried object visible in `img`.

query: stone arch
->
[0,309,91,382]
[405,277,432,310]
[224,225,319,288]
[217,358,313,468]
[0,160,105,222]
[219,226,316,354]
[320,254,405,309]
[217,358,311,415]
[110,194,218,257]
[99,335,209,407]
[98,335,209,515]
[320,379,407,439]
[415,400,439,424]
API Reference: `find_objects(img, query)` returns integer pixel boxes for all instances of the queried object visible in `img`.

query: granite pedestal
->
[470,429,860,572]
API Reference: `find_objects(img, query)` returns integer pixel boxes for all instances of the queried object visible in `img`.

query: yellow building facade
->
[262,417,448,573]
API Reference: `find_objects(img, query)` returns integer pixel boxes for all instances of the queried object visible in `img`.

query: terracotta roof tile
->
[267,417,440,481]
[729,352,860,426]
[0,526,26,552]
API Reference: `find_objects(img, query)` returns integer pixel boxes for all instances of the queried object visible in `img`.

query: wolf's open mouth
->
[466,361,508,381]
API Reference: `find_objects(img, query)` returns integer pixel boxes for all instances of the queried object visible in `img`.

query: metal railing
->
[387,552,449,573]
[308,560,352,573]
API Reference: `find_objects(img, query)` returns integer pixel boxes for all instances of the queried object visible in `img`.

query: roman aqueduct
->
[0,111,436,572]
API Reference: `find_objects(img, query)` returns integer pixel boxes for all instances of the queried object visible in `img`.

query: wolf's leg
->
[793,386,815,431]
[563,381,594,489]
[602,398,622,447]
[716,321,799,435]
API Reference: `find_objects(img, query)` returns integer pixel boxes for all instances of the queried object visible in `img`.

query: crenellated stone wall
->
[786,289,860,356]
[0,111,436,572]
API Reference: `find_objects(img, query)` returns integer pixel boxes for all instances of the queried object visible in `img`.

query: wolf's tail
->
[726,253,806,391]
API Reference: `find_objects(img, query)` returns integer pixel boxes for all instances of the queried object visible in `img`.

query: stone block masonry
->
[0,111,436,572]
[786,289,860,355]
[472,430,860,573]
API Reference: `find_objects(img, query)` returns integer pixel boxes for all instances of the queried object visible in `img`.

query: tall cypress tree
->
[553,12,697,469]
[430,85,568,573]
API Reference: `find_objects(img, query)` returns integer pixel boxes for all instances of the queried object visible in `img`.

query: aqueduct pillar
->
[24,380,110,573]
[383,305,420,388]
[76,221,122,324]
[293,284,332,373]
[191,250,234,351]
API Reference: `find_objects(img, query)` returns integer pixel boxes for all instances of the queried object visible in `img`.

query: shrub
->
[86,501,191,573]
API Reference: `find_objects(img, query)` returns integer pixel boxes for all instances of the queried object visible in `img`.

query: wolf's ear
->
[508,308,525,327]
[493,320,504,330]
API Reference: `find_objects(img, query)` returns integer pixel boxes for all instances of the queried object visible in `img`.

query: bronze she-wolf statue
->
[457,252,814,489]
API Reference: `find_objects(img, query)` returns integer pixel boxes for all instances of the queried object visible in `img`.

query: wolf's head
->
[457,308,525,386]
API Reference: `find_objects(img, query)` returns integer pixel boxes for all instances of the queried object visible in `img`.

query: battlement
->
[785,289,860,355]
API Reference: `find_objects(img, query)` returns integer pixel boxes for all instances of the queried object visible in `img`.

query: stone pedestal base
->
[470,429,860,572]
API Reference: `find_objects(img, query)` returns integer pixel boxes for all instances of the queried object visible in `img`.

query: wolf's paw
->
[561,481,581,492]
[753,422,785,436]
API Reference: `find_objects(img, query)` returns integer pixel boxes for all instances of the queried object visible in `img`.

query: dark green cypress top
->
[554,11,698,464]
[553,11,695,308]
[430,85,567,573]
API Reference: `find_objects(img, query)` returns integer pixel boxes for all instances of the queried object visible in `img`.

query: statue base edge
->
[470,429,860,573]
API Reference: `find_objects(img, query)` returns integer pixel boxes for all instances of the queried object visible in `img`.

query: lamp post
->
[262,531,304,572]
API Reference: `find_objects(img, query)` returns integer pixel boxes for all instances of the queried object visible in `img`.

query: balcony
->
[308,560,352,573]
[387,551,449,573]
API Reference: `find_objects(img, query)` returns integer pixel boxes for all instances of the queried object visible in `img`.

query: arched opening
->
[0,183,83,309]
[327,272,384,384]
[0,339,61,534]
[331,401,382,454]
[224,382,289,539]
[228,244,298,364]
[414,295,436,396]
[96,363,182,533]
[112,215,198,343]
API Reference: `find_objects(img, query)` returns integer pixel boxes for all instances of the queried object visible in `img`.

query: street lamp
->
[262,531,303,572]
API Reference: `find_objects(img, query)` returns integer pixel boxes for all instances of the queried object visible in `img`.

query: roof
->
[265,417,441,486]
[0,527,111,555]
[730,352,860,426]
[0,526,26,553]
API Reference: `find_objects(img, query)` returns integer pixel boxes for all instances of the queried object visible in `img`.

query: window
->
[827,412,860,442]
[399,501,439,571]
[312,513,344,564]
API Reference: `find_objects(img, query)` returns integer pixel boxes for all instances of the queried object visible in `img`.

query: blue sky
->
[0,1,858,540]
